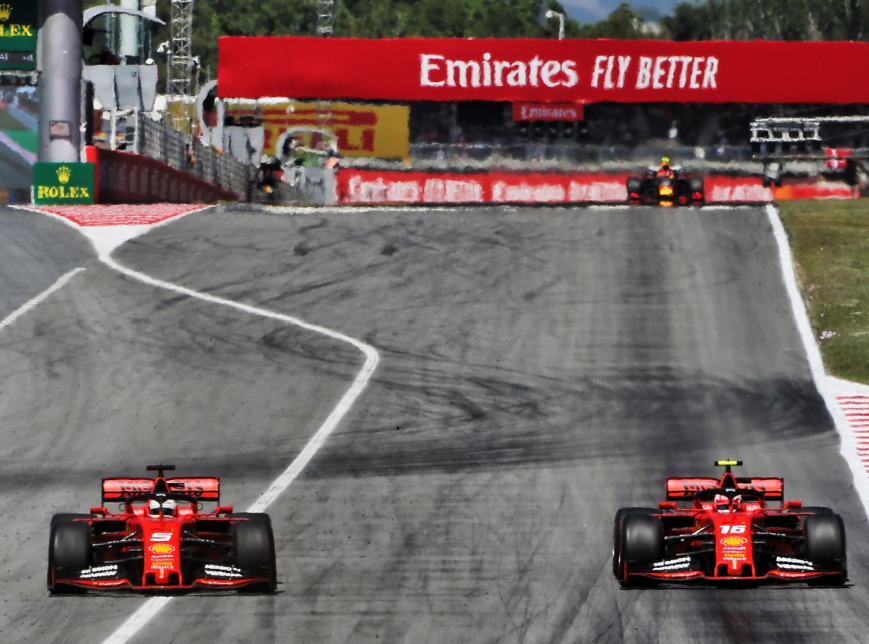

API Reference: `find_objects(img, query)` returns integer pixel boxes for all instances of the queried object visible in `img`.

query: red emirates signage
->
[512,102,584,121]
[218,37,869,104]
[333,169,801,204]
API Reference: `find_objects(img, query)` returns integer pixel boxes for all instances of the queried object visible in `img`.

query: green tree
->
[663,0,869,41]
[577,2,646,39]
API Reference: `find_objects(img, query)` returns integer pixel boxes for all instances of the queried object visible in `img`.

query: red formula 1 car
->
[613,461,847,586]
[627,164,705,206]
[47,464,277,594]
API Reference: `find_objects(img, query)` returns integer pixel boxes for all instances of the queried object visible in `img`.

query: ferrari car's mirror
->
[90,506,109,515]
[658,501,677,510]
[215,505,234,515]
[783,500,803,510]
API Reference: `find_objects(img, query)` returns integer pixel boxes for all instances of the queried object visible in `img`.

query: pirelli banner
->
[227,101,409,160]
[218,37,869,104]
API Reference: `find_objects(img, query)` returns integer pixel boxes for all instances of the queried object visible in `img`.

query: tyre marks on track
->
[22,204,380,644]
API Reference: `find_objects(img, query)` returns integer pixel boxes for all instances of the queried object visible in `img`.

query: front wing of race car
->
[624,552,845,584]
[54,561,272,592]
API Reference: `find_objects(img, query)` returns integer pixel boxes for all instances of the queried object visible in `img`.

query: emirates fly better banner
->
[218,37,869,104]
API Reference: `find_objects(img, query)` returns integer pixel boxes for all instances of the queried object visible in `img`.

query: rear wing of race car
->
[102,477,221,504]
[666,476,784,501]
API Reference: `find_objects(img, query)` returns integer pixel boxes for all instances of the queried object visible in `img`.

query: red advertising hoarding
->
[219,37,869,104]
[512,102,584,121]
[334,169,856,205]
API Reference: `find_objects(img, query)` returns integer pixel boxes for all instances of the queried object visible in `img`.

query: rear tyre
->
[805,514,847,585]
[626,178,641,203]
[800,506,834,516]
[48,515,92,594]
[231,513,277,592]
[689,177,705,204]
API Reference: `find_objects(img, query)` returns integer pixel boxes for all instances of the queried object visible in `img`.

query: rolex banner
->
[0,1,37,71]
[33,163,95,205]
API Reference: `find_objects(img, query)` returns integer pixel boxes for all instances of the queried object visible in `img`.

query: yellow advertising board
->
[226,101,409,160]
[166,98,196,136]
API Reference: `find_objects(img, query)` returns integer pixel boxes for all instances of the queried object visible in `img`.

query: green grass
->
[1,129,36,153]
[779,200,869,384]
[0,110,27,131]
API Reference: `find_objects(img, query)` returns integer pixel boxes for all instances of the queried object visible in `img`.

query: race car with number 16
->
[613,460,846,586]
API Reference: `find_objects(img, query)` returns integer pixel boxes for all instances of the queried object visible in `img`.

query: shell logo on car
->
[149,544,175,555]
[720,536,747,547]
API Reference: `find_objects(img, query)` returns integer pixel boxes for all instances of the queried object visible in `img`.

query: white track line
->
[19,211,380,644]
[766,203,869,516]
[0,268,84,331]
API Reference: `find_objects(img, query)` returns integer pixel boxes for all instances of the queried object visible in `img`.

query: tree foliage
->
[85,0,586,88]
[662,0,869,41]
[576,3,647,39]
[81,0,869,93]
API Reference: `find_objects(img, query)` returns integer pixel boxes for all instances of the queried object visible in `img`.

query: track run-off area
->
[0,202,868,643]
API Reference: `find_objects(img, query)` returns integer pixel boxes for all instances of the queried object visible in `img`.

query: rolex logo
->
[0,5,11,22]
[57,166,72,185]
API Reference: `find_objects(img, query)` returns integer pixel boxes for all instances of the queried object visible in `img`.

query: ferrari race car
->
[627,165,705,206]
[47,464,277,594]
[613,461,847,586]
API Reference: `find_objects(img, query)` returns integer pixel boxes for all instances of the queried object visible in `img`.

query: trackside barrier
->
[88,146,240,204]
[336,169,855,205]
[136,113,253,201]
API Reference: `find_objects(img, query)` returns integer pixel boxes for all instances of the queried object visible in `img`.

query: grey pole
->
[37,0,83,163]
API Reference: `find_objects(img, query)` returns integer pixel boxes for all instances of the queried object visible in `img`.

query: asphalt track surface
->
[0,143,34,190]
[0,203,867,643]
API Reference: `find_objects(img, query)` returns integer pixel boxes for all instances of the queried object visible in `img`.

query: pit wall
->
[335,169,855,205]
[86,146,240,204]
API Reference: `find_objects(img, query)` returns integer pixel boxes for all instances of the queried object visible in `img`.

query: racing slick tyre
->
[613,508,660,584]
[805,514,847,585]
[626,178,642,203]
[231,513,277,592]
[799,506,834,516]
[689,177,705,204]
[48,514,92,594]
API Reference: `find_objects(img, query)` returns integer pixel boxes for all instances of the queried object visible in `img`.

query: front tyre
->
[48,515,92,594]
[231,513,277,592]
[613,508,660,585]
[805,513,847,585]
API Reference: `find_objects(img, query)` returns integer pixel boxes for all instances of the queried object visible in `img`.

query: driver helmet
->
[714,494,731,513]
[148,498,177,517]
[661,156,670,169]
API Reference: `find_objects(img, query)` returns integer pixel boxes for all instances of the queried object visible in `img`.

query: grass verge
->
[779,199,869,385]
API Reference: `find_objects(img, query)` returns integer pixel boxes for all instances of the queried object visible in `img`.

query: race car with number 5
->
[613,461,847,585]
[47,464,277,593]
